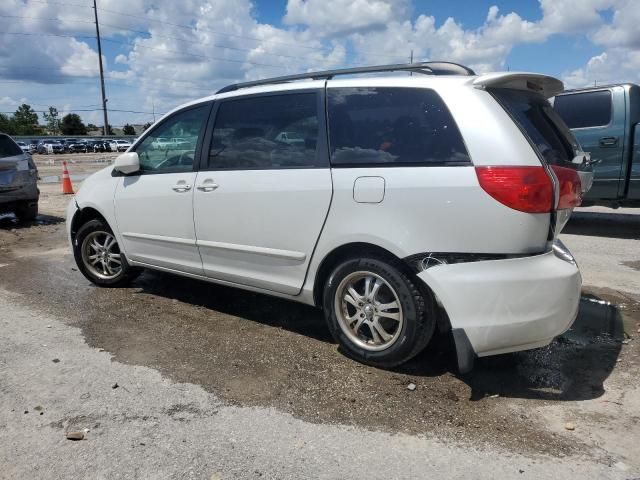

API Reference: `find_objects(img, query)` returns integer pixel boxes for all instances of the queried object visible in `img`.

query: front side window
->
[208,92,321,170]
[134,104,209,173]
[327,87,470,166]
[553,90,612,129]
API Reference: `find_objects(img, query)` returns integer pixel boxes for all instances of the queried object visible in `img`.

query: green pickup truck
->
[554,83,640,207]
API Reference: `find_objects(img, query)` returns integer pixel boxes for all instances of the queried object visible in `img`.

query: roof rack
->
[216,61,475,94]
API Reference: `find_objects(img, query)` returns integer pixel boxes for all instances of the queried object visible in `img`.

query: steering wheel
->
[178,152,194,166]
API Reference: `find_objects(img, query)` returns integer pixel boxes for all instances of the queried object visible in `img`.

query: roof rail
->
[216,61,475,94]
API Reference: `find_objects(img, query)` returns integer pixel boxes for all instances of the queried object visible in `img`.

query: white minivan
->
[67,62,592,371]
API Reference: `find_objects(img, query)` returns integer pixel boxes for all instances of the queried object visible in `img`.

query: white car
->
[16,141,31,154]
[109,139,132,152]
[66,62,592,371]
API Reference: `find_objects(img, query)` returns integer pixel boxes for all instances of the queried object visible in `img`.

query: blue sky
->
[0,0,638,129]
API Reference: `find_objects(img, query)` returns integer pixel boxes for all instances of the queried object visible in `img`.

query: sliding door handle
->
[197,180,219,192]
[172,184,192,192]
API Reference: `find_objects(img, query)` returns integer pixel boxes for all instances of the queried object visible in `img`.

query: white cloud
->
[1,0,639,125]
[561,0,640,87]
[60,39,104,78]
[284,0,410,36]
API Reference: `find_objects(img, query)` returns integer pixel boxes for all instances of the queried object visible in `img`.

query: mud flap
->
[452,328,475,374]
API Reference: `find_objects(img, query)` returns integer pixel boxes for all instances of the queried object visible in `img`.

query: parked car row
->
[24,138,136,154]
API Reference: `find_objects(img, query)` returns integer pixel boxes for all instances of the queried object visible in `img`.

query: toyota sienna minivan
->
[66,62,592,371]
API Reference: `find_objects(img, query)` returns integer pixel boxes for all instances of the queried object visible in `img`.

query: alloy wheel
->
[334,271,404,351]
[81,230,123,280]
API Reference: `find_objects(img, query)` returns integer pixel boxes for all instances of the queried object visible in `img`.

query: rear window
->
[491,89,580,167]
[553,90,611,129]
[0,135,24,158]
[327,87,470,166]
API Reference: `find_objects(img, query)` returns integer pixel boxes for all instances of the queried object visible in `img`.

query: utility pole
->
[93,0,109,136]
[409,49,413,76]
[152,98,156,123]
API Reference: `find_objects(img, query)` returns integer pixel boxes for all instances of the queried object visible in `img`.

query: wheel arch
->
[313,242,412,307]
[69,206,110,242]
[312,242,451,333]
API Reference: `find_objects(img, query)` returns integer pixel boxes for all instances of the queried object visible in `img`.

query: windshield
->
[490,88,582,168]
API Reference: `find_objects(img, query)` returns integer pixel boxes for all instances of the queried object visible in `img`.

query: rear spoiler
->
[472,72,564,98]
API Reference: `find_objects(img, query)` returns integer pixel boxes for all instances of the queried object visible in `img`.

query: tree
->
[13,104,40,135]
[87,123,98,130]
[60,113,87,135]
[123,123,135,135]
[0,113,16,135]
[43,106,60,135]
[142,122,153,132]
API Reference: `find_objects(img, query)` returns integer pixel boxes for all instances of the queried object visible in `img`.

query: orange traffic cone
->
[62,161,74,194]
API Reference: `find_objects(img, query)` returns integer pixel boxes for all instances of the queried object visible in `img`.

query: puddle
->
[41,174,90,184]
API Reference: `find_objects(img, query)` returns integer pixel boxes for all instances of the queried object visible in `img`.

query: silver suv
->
[0,134,39,221]
[67,62,592,371]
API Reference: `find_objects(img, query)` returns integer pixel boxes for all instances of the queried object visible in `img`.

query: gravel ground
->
[0,158,639,478]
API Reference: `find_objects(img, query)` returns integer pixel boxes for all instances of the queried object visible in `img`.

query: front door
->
[193,90,332,295]
[114,104,211,274]
[554,88,625,200]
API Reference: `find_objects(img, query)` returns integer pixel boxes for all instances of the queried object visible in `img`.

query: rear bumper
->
[417,242,581,358]
[0,179,39,212]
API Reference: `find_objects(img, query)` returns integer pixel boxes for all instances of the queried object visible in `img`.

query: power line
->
[0,63,220,91]
[0,25,292,69]
[8,3,405,61]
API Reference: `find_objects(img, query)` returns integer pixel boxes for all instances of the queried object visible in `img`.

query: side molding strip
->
[197,239,307,261]
[122,232,196,246]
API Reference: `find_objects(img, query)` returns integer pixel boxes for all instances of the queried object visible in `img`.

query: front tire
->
[15,201,38,221]
[73,218,139,287]
[323,256,436,368]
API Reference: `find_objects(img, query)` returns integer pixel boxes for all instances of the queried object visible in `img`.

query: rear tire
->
[73,218,140,287]
[14,201,38,221]
[323,256,436,368]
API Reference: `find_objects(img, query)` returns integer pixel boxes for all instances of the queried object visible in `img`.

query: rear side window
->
[553,90,612,129]
[492,89,580,167]
[208,92,321,170]
[327,87,470,166]
[0,135,23,158]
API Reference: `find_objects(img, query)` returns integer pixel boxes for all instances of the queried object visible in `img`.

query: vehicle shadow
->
[564,210,640,239]
[133,270,333,343]
[0,213,65,230]
[403,293,625,402]
[135,270,624,403]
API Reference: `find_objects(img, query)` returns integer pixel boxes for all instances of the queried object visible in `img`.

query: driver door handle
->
[172,184,192,192]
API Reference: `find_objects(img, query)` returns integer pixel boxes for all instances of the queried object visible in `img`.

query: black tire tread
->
[73,218,140,287]
[323,255,436,368]
[15,201,38,221]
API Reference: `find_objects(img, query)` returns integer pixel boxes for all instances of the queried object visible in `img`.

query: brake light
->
[475,166,553,213]
[551,165,582,209]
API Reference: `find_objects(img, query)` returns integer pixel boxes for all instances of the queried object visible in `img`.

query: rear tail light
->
[550,165,582,209]
[475,166,553,213]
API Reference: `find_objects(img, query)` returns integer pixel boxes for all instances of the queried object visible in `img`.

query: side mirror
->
[114,152,140,174]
